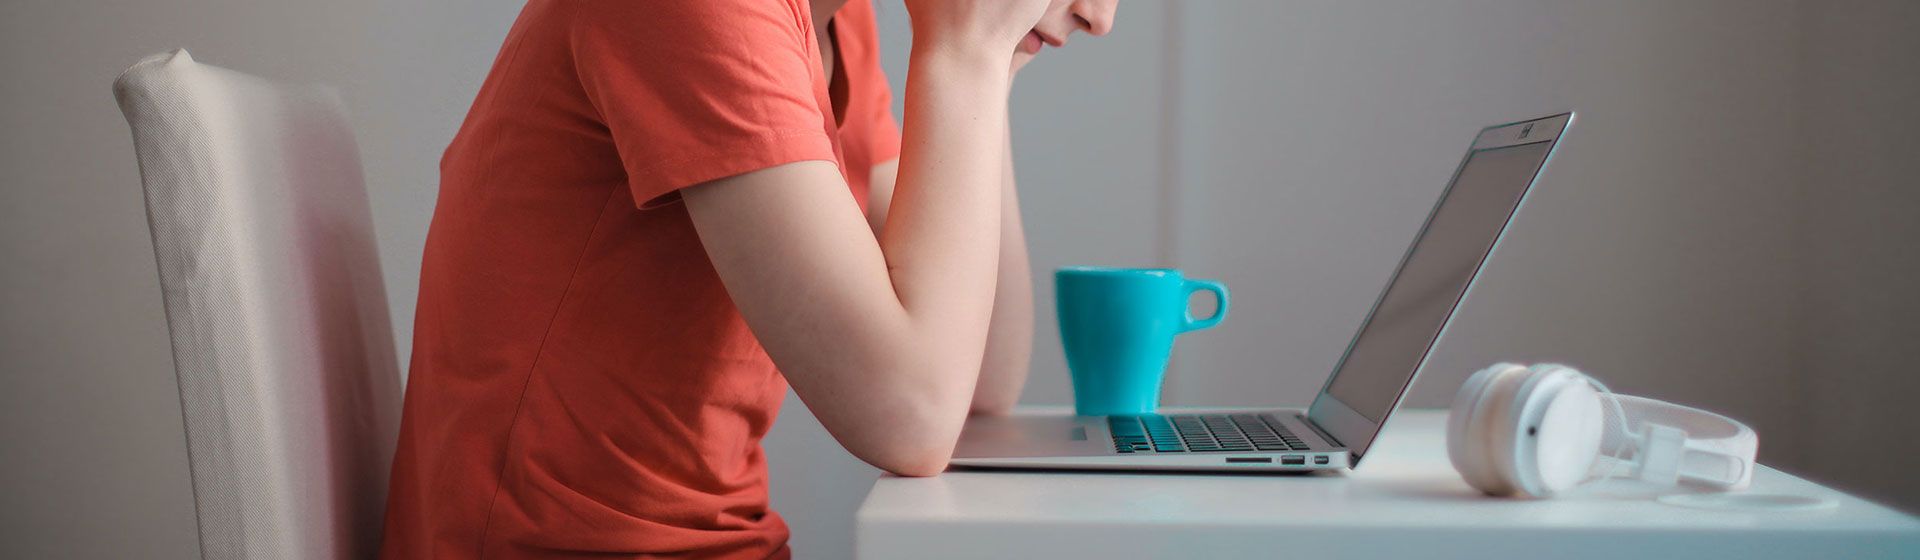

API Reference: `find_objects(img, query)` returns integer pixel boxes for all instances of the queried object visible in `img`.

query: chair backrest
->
[114,49,401,560]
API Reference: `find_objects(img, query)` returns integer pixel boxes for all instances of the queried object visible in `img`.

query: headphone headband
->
[1611,394,1757,489]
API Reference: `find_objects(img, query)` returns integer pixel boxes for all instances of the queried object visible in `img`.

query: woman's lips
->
[1019,30,1044,55]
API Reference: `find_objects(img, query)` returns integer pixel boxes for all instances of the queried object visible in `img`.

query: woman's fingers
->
[903,0,1052,56]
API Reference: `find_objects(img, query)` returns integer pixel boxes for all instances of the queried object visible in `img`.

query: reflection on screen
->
[1324,141,1555,422]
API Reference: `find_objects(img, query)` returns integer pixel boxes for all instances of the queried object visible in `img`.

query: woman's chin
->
[1011,51,1036,74]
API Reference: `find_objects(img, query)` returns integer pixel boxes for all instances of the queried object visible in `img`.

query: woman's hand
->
[904,0,1052,61]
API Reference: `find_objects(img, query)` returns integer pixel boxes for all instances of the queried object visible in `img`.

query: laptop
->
[952,112,1575,472]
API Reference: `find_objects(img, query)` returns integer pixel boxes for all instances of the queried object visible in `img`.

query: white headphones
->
[1446,363,1759,498]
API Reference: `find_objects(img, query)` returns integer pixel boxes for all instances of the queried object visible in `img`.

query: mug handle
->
[1179,279,1230,333]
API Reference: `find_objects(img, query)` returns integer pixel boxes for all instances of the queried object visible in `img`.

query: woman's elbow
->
[860,442,954,477]
[969,394,1018,416]
[849,393,964,476]
[833,358,974,476]
[878,453,952,478]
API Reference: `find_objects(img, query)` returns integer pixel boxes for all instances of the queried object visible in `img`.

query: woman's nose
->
[1070,0,1116,36]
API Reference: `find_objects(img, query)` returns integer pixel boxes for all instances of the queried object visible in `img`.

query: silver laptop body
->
[952,113,1575,472]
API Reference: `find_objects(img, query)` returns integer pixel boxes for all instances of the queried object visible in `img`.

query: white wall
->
[1796,0,1920,512]
[1,1,1915,559]
[0,1,383,557]
[1165,0,1810,460]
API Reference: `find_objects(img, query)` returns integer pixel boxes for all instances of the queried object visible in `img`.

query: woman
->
[381,0,1117,557]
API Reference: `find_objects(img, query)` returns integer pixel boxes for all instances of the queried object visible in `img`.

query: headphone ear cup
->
[1447,364,1505,494]
[1505,365,1601,497]
[1524,379,1604,496]
[1449,363,1529,496]
[1482,365,1553,496]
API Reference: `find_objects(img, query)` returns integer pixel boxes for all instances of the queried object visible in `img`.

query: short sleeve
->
[569,0,837,207]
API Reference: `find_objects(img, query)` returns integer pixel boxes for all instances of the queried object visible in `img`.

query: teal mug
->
[1056,267,1229,416]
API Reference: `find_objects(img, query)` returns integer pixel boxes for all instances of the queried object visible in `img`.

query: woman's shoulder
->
[562,0,813,37]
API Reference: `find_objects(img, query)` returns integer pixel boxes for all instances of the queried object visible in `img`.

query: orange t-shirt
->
[380,0,900,558]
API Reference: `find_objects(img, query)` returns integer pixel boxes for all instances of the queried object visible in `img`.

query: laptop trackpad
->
[954,414,1109,459]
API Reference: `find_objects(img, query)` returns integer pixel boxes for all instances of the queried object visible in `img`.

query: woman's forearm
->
[882,49,1009,320]
[854,47,1012,465]
[972,126,1033,414]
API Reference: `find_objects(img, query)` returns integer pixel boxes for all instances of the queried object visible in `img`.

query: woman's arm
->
[681,4,1044,477]
[862,122,1034,416]
[971,127,1033,414]
[864,159,899,235]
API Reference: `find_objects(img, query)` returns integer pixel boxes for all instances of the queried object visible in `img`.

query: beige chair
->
[114,49,401,559]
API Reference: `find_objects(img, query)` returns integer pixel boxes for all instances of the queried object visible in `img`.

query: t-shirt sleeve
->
[568,0,836,207]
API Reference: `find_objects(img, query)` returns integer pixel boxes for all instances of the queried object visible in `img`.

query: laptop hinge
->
[1298,412,1345,448]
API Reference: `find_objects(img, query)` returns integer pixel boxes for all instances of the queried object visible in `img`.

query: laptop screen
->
[1309,114,1569,462]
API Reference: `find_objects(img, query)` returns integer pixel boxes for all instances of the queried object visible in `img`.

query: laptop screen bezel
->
[1305,112,1574,467]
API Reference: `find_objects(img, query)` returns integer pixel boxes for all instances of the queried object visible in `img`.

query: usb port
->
[1313,455,1330,465]
[1280,455,1306,465]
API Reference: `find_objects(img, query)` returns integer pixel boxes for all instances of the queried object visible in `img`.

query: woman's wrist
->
[908,42,1011,91]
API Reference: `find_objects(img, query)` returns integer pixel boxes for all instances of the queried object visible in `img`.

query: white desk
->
[857,409,1920,559]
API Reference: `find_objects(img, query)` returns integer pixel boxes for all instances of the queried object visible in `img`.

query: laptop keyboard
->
[1109,413,1308,453]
